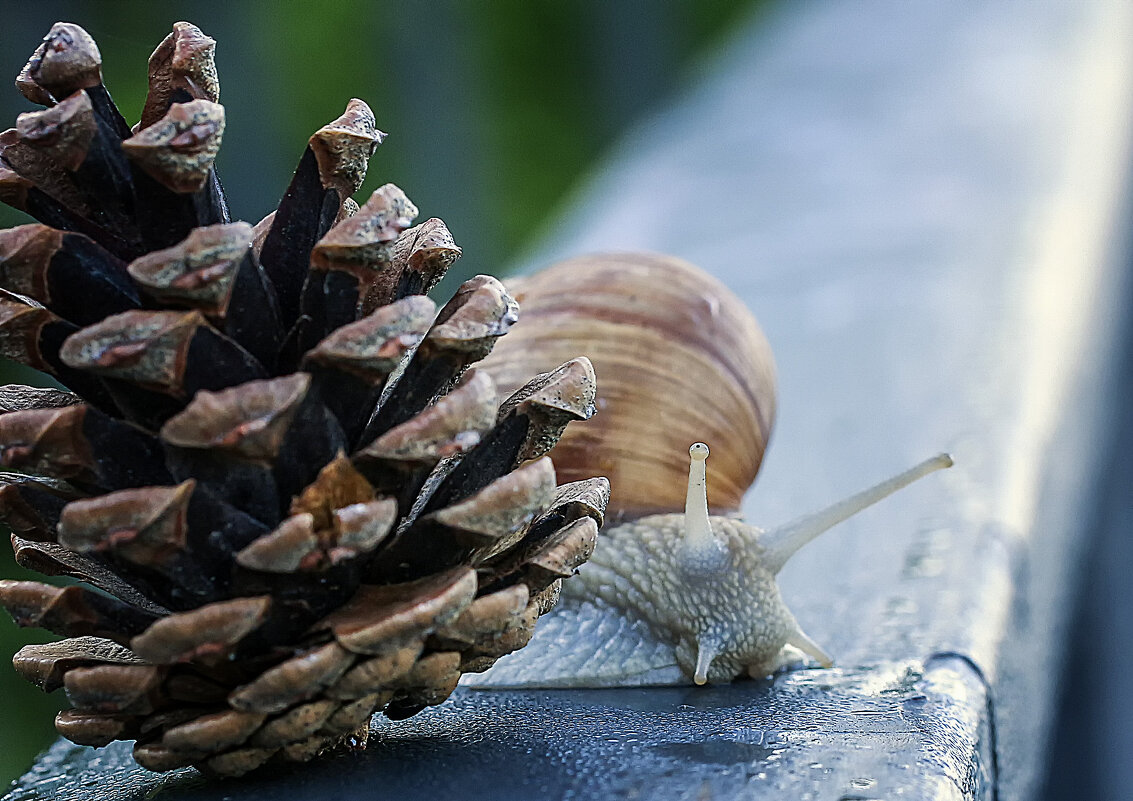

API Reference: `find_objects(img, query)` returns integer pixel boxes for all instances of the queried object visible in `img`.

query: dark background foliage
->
[0,0,764,784]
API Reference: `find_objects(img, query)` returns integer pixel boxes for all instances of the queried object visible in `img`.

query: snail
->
[463,252,952,687]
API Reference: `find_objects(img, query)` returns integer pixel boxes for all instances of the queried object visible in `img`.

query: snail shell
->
[469,253,951,687]
[477,252,776,521]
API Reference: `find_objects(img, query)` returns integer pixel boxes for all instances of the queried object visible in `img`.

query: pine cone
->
[0,22,607,777]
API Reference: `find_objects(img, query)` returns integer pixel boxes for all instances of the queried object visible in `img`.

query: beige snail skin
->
[465,443,952,687]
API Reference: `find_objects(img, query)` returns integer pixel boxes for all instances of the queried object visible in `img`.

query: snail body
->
[568,494,803,685]
[465,254,951,687]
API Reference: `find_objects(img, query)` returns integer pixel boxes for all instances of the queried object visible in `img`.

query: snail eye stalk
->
[761,452,954,574]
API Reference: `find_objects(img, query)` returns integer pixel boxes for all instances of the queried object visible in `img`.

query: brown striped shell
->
[478,252,776,522]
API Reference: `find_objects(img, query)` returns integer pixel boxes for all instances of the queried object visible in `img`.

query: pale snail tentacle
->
[684,442,713,548]
[784,625,833,669]
[693,636,722,686]
[679,442,728,575]
[761,452,954,575]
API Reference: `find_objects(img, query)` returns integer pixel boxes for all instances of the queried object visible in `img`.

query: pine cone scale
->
[10,535,170,615]
[161,707,265,753]
[0,579,156,641]
[55,707,135,747]
[63,662,162,714]
[227,641,353,714]
[130,595,271,663]
[13,635,140,691]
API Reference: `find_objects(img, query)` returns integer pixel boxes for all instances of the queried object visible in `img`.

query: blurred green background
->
[0,0,765,786]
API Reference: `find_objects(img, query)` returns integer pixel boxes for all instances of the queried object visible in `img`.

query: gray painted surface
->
[1043,277,1133,801]
[6,1,1133,799]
